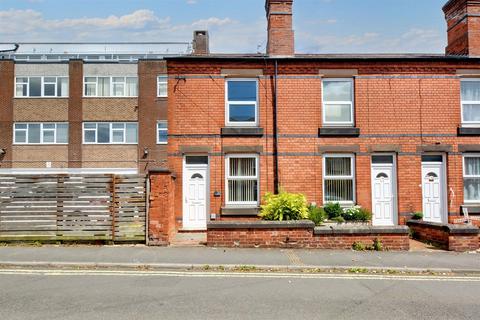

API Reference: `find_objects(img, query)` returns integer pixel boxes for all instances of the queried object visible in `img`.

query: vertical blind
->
[228,157,258,203]
[324,156,354,202]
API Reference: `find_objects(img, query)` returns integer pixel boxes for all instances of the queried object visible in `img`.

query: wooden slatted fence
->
[0,174,146,242]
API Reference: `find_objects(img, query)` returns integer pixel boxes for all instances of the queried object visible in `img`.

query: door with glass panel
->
[421,155,447,223]
[183,156,209,230]
[371,155,397,226]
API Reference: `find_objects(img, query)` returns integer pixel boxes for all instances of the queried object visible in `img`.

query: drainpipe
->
[273,59,279,194]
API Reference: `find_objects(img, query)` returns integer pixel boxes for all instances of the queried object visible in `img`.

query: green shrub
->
[354,208,372,222]
[372,238,383,251]
[412,212,423,220]
[352,242,366,251]
[324,202,343,219]
[342,206,372,222]
[342,206,361,221]
[259,191,309,221]
[308,205,327,226]
[331,216,345,224]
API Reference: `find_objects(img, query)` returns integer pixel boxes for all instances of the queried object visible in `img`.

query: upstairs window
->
[226,155,259,206]
[157,76,168,97]
[323,154,355,204]
[461,79,480,126]
[15,77,69,98]
[322,78,354,126]
[83,122,138,144]
[226,79,258,126]
[464,155,480,203]
[157,121,168,144]
[84,77,138,97]
[14,123,68,144]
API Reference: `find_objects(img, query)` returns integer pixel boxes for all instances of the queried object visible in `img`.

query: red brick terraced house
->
[165,0,480,231]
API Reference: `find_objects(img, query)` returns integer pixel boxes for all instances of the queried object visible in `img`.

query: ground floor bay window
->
[225,154,259,207]
[323,154,355,205]
[464,155,480,203]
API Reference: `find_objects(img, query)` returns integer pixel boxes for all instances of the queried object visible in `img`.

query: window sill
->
[461,204,480,214]
[221,127,264,137]
[14,97,69,99]
[221,206,260,216]
[319,127,360,137]
[458,127,480,136]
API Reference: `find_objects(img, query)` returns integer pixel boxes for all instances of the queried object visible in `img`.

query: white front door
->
[371,155,396,226]
[422,158,446,223]
[183,161,208,230]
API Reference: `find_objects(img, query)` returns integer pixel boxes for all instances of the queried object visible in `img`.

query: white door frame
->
[371,153,398,226]
[182,156,210,230]
[421,154,448,224]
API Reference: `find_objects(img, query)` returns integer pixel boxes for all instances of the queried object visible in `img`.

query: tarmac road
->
[0,269,479,320]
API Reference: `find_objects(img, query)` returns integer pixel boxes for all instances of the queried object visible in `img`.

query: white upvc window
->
[157,75,168,97]
[322,78,354,126]
[323,154,355,205]
[83,122,138,144]
[225,79,258,127]
[15,76,69,98]
[461,79,480,126]
[463,154,480,203]
[157,120,168,144]
[225,154,259,206]
[14,123,68,144]
[83,76,138,97]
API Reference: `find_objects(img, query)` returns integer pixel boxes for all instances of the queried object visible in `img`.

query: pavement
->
[0,244,479,274]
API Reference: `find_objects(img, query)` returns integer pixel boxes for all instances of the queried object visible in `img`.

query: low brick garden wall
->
[407,220,479,252]
[207,220,410,250]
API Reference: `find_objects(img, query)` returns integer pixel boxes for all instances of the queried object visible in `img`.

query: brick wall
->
[148,170,176,245]
[207,221,410,250]
[138,60,168,172]
[13,99,69,121]
[407,220,479,252]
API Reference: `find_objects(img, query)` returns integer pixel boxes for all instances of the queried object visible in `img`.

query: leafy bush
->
[372,238,383,251]
[342,206,362,221]
[324,202,343,219]
[308,205,327,226]
[259,191,309,221]
[331,216,345,224]
[412,212,423,220]
[352,242,366,251]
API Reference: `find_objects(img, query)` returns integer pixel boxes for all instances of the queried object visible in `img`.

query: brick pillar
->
[68,59,83,168]
[148,170,176,245]
[0,60,14,169]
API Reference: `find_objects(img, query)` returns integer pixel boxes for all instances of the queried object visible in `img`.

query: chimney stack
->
[265,0,294,57]
[444,0,480,56]
[192,30,210,55]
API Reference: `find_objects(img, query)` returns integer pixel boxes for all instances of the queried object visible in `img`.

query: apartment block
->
[0,41,202,174]
[166,0,480,231]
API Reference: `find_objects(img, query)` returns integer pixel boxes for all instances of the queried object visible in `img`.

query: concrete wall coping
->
[407,220,479,234]
[207,220,315,229]
[314,225,410,235]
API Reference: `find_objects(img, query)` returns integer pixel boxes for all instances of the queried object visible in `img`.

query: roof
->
[164,52,480,62]
[0,42,192,62]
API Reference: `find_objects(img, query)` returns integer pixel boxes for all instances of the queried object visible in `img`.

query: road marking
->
[0,269,479,282]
